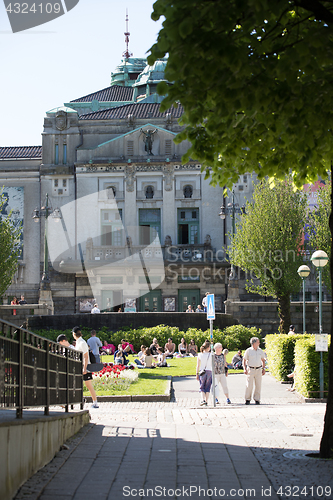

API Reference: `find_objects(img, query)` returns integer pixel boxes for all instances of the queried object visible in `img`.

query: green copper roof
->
[110,57,147,87]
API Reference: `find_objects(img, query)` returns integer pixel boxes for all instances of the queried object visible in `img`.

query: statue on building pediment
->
[55,111,68,131]
[140,128,157,155]
[163,164,174,191]
[125,165,135,192]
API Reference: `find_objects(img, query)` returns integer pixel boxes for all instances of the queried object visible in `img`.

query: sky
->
[0,0,163,147]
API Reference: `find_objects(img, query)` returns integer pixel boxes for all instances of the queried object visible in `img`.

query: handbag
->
[89,350,96,364]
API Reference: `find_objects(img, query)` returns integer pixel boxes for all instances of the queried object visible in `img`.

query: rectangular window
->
[63,179,67,188]
[101,209,123,246]
[177,208,199,244]
[139,209,161,245]
[305,291,312,301]
[55,144,59,165]
[291,292,300,301]
[63,144,67,164]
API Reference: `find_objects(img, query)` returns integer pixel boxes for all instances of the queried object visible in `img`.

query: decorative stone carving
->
[125,165,135,192]
[163,164,174,191]
[55,110,68,131]
[164,235,172,247]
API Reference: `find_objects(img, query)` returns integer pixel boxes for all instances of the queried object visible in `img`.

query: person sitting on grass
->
[101,340,115,355]
[114,344,128,365]
[135,348,155,368]
[165,338,176,358]
[150,338,160,357]
[232,349,243,369]
[178,338,188,356]
[188,339,198,357]
[121,339,135,354]
[157,346,168,367]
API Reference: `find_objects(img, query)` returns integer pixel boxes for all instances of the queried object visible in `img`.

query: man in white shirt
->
[243,337,266,405]
[91,303,100,314]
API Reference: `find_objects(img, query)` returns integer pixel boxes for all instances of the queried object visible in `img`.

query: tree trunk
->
[319,174,333,458]
[277,294,291,334]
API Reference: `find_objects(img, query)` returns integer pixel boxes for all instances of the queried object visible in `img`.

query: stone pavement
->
[15,374,332,500]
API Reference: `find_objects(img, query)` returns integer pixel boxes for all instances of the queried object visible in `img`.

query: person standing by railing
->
[72,326,99,409]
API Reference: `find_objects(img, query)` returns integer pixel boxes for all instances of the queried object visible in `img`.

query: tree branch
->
[294,0,333,24]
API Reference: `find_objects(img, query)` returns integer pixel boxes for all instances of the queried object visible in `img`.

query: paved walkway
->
[15,374,332,500]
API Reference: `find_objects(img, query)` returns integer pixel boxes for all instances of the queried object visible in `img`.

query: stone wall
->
[27,311,237,332]
[0,304,52,327]
[224,300,331,335]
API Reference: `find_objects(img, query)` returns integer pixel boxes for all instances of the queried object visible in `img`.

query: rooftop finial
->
[123,9,133,60]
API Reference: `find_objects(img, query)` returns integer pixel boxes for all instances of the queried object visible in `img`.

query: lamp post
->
[219,190,244,279]
[297,265,310,334]
[310,250,328,398]
[32,193,61,288]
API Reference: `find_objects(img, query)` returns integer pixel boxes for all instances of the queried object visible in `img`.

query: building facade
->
[0,54,329,315]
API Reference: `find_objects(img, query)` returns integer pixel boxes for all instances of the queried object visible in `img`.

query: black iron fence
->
[0,319,83,418]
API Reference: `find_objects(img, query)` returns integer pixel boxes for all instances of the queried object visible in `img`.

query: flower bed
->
[91,363,138,391]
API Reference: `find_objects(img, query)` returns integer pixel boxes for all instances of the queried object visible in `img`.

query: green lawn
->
[86,352,244,397]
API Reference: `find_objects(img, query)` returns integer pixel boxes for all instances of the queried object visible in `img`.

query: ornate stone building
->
[1,48,327,317]
[1,54,245,314]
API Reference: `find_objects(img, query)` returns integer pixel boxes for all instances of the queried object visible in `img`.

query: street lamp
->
[297,264,310,334]
[32,193,61,288]
[219,190,244,279]
[310,250,328,398]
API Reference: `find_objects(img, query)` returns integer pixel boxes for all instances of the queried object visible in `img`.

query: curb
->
[84,376,172,403]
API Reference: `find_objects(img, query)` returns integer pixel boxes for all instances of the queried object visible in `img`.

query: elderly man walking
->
[243,337,266,405]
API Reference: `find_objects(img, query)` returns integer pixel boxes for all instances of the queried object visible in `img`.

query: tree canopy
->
[148,0,333,187]
[307,181,331,291]
[0,192,22,297]
[148,0,333,458]
[230,178,308,332]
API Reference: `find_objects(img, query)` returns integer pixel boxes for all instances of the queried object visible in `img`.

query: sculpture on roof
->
[140,128,157,155]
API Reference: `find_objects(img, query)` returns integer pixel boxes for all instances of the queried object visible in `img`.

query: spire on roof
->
[122,9,133,60]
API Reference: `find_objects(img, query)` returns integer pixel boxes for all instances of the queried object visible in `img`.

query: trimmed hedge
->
[33,324,262,352]
[294,336,330,398]
[265,334,311,381]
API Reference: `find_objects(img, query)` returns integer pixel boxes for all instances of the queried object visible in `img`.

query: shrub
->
[264,334,309,381]
[294,336,330,398]
[33,324,261,352]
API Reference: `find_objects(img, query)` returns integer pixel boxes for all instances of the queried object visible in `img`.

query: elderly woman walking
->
[196,340,212,406]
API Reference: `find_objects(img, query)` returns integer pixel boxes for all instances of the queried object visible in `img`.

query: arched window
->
[107,186,116,199]
[183,185,193,199]
[145,185,154,199]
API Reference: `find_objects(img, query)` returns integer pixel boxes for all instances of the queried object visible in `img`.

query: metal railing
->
[0,319,83,418]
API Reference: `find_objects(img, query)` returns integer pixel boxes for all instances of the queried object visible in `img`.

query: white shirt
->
[198,351,212,371]
[243,347,266,368]
[91,306,100,314]
[75,336,89,355]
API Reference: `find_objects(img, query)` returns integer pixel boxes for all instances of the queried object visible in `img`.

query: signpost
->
[207,294,216,406]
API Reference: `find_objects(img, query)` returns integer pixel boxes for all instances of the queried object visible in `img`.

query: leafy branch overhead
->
[149,0,333,187]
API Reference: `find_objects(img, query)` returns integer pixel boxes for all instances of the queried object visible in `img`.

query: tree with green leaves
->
[148,0,333,458]
[0,192,22,297]
[230,178,308,333]
[307,181,331,292]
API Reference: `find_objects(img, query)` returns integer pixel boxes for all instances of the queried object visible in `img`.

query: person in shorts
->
[72,326,99,408]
